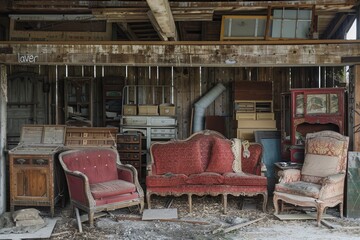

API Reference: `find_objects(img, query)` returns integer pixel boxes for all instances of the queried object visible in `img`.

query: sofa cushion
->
[301,153,339,177]
[90,179,136,199]
[186,172,224,185]
[152,140,203,175]
[206,138,234,174]
[146,174,188,187]
[223,172,267,186]
[275,181,321,198]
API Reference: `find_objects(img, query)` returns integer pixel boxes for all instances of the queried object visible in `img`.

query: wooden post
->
[0,64,7,214]
[353,65,360,151]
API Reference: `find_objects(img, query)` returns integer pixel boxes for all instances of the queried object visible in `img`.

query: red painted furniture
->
[59,148,144,228]
[146,130,268,213]
[281,88,345,162]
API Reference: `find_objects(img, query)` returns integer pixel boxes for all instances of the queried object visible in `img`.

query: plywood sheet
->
[142,208,178,220]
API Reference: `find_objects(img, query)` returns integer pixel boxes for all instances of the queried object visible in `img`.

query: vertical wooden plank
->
[353,65,360,151]
[0,64,7,214]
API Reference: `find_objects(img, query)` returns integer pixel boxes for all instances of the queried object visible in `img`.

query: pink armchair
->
[59,148,144,228]
[273,131,349,226]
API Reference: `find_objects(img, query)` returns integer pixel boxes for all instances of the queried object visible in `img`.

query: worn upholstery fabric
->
[191,134,223,170]
[301,153,339,177]
[306,135,347,172]
[231,138,243,173]
[90,179,136,199]
[186,172,224,185]
[275,181,321,198]
[206,138,234,174]
[152,140,203,175]
[223,172,267,186]
[61,148,118,184]
[241,143,262,175]
[146,174,188,187]
[94,193,140,206]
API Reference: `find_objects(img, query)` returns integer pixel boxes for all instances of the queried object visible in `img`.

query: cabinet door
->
[14,168,49,199]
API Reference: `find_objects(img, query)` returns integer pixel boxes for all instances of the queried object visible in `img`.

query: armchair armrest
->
[319,173,346,200]
[321,173,345,185]
[116,164,144,198]
[64,170,95,207]
[278,169,301,183]
[116,163,137,183]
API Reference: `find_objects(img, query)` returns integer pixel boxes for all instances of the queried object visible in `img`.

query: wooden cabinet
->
[102,78,123,128]
[64,77,93,127]
[281,88,346,162]
[8,125,66,217]
[117,133,143,181]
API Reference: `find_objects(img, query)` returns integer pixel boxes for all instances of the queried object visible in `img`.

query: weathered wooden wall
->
[4,65,343,140]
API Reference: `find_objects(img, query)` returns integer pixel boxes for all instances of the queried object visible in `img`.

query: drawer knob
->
[16,158,26,164]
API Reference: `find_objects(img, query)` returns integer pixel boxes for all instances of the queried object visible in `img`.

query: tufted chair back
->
[60,148,119,184]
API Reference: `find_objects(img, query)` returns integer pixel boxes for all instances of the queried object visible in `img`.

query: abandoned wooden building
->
[1,0,360,235]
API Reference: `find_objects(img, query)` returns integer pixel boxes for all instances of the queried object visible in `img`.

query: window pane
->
[231,19,256,37]
[282,20,296,38]
[284,10,297,19]
[271,19,282,38]
[296,21,311,38]
[298,10,312,20]
[273,9,283,18]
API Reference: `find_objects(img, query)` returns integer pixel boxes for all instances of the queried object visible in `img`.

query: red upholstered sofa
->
[146,130,268,213]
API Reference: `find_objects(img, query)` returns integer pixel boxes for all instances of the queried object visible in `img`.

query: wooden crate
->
[138,105,159,115]
[65,127,118,148]
[123,105,137,115]
[159,104,176,116]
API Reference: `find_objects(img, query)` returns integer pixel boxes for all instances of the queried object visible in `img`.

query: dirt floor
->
[47,195,360,240]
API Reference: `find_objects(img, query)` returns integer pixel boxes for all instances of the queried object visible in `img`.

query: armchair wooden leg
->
[316,204,325,227]
[139,200,145,213]
[146,192,151,209]
[89,211,95,227]
[223,194,228,214]
[75,207,83,233]
[339,202,344,218]
[273,194,279,215]
[188,194,192,213]
[262,192,268,212]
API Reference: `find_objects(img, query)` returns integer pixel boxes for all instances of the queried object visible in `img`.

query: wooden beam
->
[147,10,168,41]
[146,0,178,41]
[2,40,360,67]
[10,0,356,12]
[322,13,348,39]
[116,23,139,41]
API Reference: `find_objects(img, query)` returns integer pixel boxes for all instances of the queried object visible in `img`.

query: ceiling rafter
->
[146,0,178,41]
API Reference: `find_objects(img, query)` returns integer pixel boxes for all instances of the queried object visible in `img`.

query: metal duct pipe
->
[192,83,226,133]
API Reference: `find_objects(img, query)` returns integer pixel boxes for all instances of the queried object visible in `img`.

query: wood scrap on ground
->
[116,215,209,225]
[213,216,265,234]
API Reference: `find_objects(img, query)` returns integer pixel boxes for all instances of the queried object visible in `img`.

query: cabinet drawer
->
[256,113,274,120]
[13,158,31,165]
[118,144,140,151]
[237,120,276,128]
[150,128,176,134]
[149,117,176,126]
[119,152,141,160]
[117,134,141,143]
[122,117,147,125]
[235,113,256,120]
[122,160,140,168]
[32,158,49,166]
